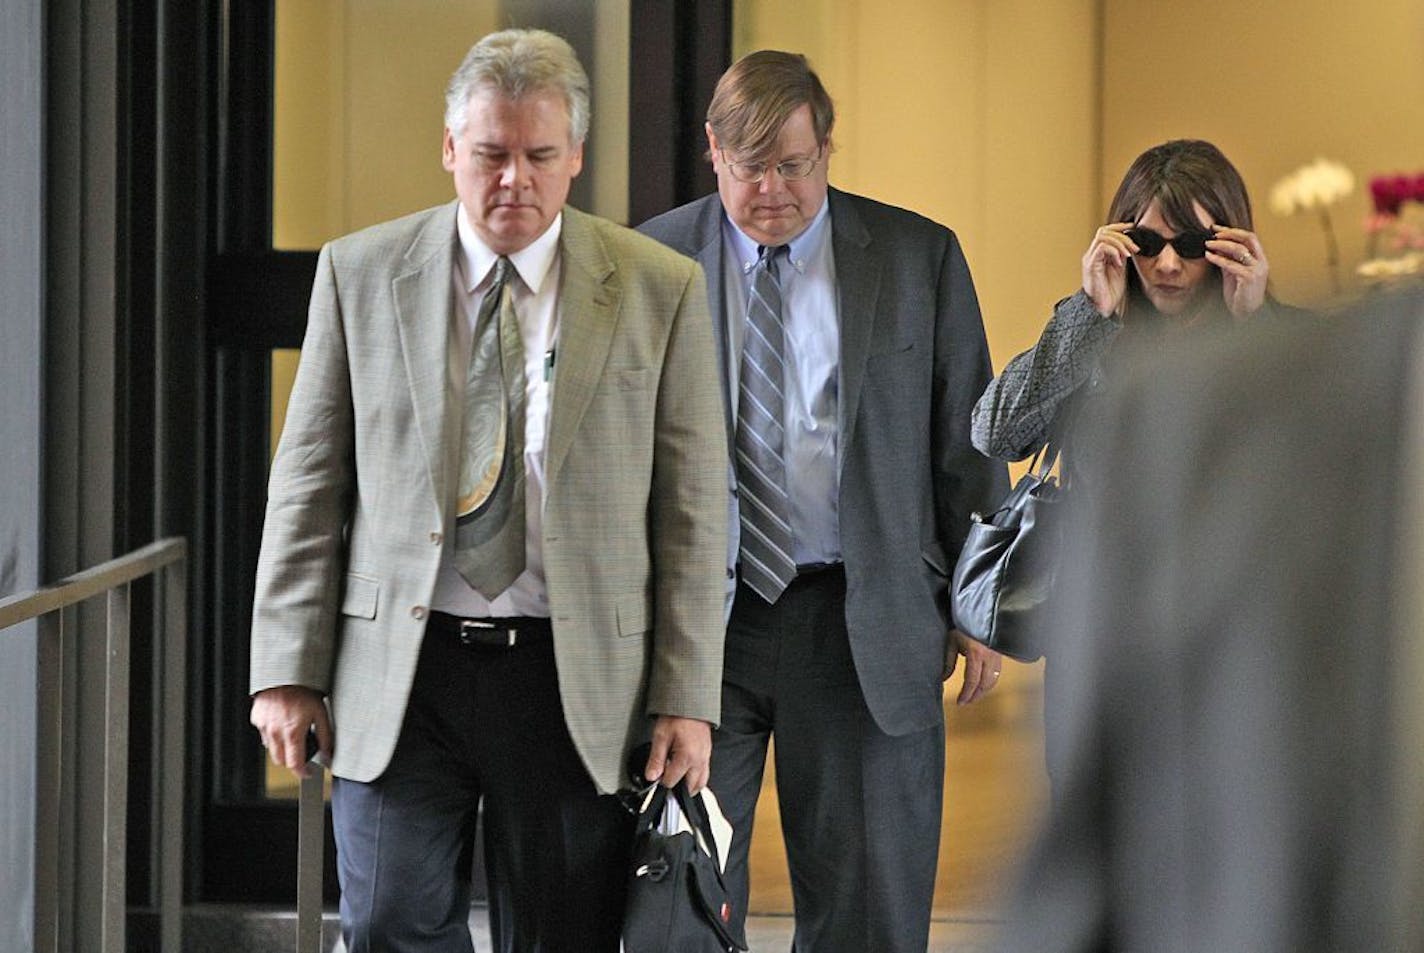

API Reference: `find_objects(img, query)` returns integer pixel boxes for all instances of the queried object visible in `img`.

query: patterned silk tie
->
[736,245,798,603]
[454,257,527,597]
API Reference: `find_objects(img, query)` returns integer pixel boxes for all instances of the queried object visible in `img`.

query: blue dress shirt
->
[721,199,842,567]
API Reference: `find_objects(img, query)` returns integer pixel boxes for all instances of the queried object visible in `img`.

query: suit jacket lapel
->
[829,189,880,476]
[688,197,735,449]
[392,202,459,518]
[546,207,621,488]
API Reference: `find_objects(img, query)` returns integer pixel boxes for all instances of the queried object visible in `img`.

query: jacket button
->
[429,531,443,545]
[410,605,427,620]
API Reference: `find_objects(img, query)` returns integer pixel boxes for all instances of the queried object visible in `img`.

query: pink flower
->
[1370,175,1413,215]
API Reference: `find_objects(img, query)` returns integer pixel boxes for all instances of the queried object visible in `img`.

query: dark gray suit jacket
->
[638,188,1008,736]
[992,292,1424,952]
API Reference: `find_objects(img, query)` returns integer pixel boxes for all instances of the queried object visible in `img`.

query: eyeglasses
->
[720,148,823,184]
[1125,227,1213,260]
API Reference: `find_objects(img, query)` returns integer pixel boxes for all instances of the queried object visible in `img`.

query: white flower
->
[1356,252,1421,278]
[1269,158,1356,216]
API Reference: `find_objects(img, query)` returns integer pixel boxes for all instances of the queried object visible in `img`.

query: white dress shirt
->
[431,205,562,618]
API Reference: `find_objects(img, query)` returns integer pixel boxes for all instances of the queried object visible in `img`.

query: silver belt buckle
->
[459,619,518,647]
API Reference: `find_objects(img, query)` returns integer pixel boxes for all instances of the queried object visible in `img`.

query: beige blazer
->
[249,202,728,793]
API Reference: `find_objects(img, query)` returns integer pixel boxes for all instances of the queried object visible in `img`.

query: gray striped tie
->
[736,245,797,603]
[454,257,527,597]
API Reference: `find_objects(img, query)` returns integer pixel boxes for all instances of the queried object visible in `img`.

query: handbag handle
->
[633,781,725,874]
[1026,440,1063,485]
[672,782,724,874]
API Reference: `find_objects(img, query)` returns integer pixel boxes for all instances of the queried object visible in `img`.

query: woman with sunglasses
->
[969,139,1299,782]
[972,138,1290,466]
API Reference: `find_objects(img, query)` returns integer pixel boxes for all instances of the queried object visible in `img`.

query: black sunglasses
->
[1125,227,1213,260]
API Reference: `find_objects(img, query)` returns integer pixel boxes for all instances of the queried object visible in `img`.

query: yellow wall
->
[272,0,500,250]
[1103,0,1424,305]
[741,0,1424,347]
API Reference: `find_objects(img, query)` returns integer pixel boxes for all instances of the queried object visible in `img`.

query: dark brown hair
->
[705,50,835,160]
[1109,140,1254,311]
[1108,139,1253,232]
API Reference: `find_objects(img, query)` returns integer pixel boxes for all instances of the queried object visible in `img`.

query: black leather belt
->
[429,610,552,648]
[794,561,843,577]
[733,561,843,587]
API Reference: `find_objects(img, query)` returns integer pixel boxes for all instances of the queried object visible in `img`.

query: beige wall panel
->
[343,2,499,234]
[591,0,631,222]
[274,0,348,250]
[274,1,498,250]
[1102,0,1424,306]
[979,1,1099,370]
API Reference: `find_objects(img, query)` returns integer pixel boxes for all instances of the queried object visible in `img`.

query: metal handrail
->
[0,539,186,626]
[0,536,187,953]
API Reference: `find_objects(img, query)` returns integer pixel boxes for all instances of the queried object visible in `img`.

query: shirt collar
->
[723,195,832,276]
[456,203,562,293]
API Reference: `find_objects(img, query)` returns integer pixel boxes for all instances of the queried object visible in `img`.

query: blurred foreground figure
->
[992,287,1424,953]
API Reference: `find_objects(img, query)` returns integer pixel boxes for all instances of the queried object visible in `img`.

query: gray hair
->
[444,28,590,144]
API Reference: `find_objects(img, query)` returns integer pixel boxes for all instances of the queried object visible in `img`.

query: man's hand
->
[643,715,713,794]
[250,684,332,779]
[943,630,1005,705]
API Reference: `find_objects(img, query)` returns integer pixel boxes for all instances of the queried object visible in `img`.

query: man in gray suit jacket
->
[638,50,1009,953]
[991,291,1424,953]
[248,29,727,953]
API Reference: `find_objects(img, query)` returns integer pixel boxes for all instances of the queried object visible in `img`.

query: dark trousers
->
[714,568,945,953]
[331,619,634,953]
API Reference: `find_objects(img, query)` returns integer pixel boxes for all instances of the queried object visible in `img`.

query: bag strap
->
[1027,440,1062,481]
[671,782,725,874]
[632,781,725,873]
[633,783,669,836]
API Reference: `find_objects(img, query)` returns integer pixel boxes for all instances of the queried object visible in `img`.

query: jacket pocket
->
[866,338,916,362]
[340,572,380,619]
[616,592,651,637]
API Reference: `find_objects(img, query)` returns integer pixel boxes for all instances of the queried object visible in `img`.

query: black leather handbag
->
[621,780,747,953]
[950,443,1065,662]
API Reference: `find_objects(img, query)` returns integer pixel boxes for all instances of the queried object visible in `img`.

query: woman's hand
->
[1206,225,1269,318]
[1081,223,1138,318]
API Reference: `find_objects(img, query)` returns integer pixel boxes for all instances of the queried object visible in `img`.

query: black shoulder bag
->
[621,780,748,953]
[950,442,1065,662]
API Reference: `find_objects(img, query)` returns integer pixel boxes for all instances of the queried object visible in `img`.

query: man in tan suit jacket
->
[247,29,727,953]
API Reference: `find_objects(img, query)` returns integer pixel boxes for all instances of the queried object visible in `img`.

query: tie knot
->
[488,256,513,292]
[756,245,786,283]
